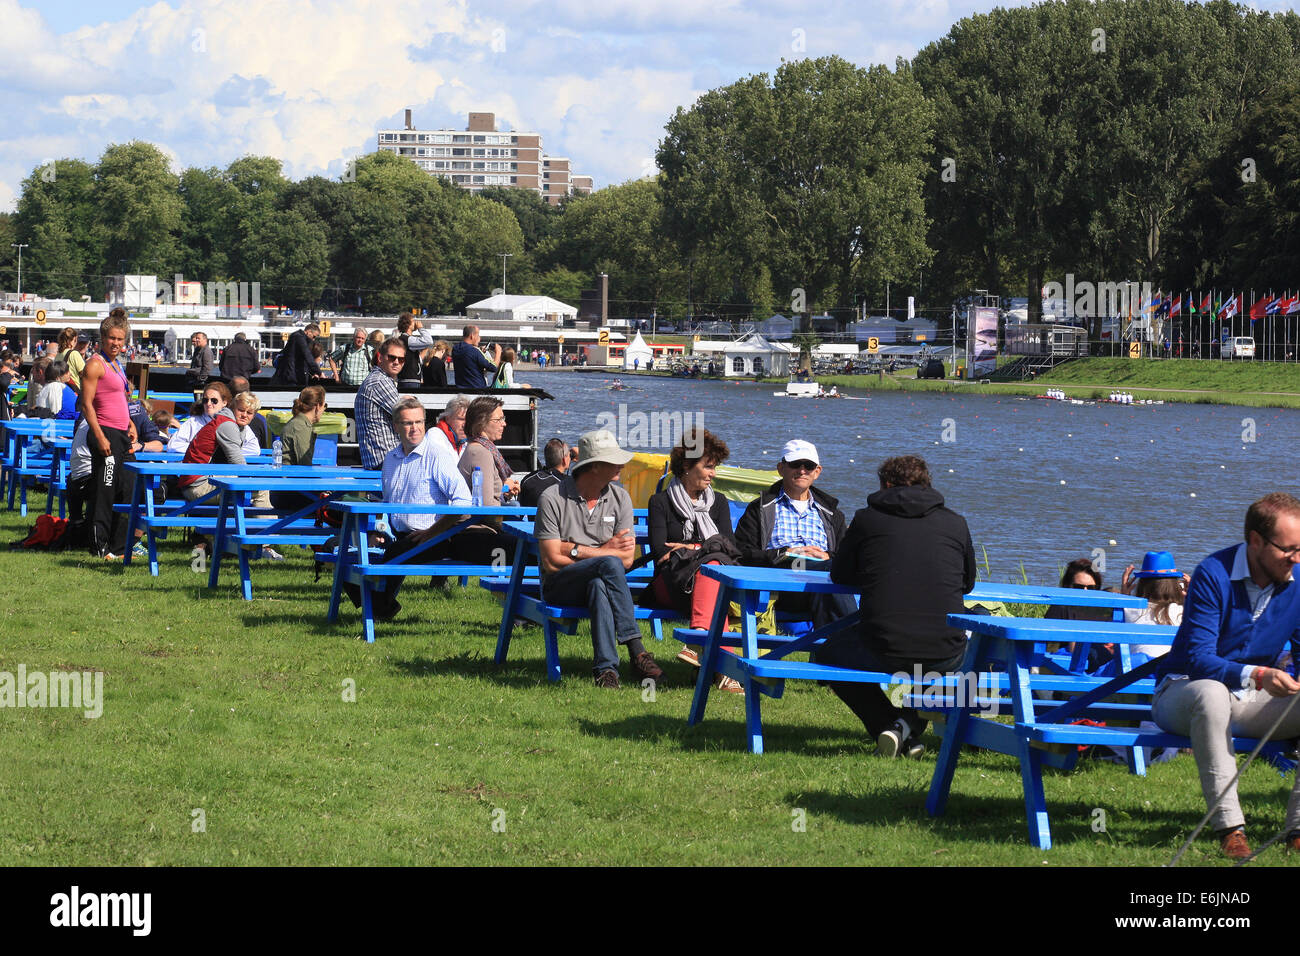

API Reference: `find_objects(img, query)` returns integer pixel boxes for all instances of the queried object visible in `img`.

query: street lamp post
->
[12,243,28,298]
[498,253,513,295]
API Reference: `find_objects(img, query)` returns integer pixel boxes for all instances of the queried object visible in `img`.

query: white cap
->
[780,439,819,465]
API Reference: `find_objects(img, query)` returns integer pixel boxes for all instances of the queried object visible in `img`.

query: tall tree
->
[658,55,934,323]
[551,179,685,320]
[93,142,183,277]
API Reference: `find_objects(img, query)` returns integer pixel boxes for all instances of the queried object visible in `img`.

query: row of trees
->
[3,0,1300,325]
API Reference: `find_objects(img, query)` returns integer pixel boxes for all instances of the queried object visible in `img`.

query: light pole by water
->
[498,253,512,295]
[11,243,28,297]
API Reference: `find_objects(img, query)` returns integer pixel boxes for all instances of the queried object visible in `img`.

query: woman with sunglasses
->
[455,396,520,563]
[1046,556,1115,670]
[166,382,257,459]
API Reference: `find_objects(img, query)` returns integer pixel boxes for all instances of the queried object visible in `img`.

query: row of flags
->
[1143,292,1300,321]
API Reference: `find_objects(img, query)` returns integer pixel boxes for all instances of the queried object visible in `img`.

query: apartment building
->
[377,111,594,206]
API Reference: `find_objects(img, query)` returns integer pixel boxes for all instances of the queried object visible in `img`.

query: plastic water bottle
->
[272,438,283,469]
[471,466,483,507]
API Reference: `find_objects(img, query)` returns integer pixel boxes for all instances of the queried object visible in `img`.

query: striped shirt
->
[355,367,401,470]
[767,490,829,552]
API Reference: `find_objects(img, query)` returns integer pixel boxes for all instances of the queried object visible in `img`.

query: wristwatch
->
[569,543,580,560]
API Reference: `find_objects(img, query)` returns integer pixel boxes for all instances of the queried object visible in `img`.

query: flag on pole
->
[1169,294,1183,317]
[1200,292,1213,313]
[1250,296,1271,320]
[1266,295,1283,315]
[1219,294,1239,319]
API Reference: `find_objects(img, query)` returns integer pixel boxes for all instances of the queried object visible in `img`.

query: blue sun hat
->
[1133,550,1180,578]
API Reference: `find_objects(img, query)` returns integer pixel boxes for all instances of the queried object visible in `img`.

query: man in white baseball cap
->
[533,429,663,688]
[735,437,856,628]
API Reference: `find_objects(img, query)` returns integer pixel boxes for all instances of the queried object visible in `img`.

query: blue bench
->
[486,517,672,680]
[323,501,537,643]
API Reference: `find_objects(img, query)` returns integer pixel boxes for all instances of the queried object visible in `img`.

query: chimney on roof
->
[404,109,413,130]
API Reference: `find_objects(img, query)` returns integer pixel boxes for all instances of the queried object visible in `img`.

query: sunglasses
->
[382,353,405,362]
[204,397,223,405]
[785,460,818,472]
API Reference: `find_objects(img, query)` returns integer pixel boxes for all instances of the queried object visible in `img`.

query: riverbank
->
[812,358,1300,409]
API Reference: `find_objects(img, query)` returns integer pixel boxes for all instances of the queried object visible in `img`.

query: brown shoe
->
[1220,827,1251,860]
[714,673,745,695]
[676,647,701,667]
[631,651,664,684]
[594,668,621,690]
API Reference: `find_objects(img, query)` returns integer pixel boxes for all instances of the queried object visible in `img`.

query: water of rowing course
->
[530,370,1296,584]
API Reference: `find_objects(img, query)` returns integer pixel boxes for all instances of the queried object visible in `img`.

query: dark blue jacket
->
[1156,545,1300,686]
[451,342,496,390]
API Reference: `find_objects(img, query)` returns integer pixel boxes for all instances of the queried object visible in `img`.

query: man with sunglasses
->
[355,337,408,470]
[1153,492,1300,860]
[735,439,856,628]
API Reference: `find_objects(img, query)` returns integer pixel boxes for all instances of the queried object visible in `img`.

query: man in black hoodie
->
[735,439,857,629]
[822,454,976,758]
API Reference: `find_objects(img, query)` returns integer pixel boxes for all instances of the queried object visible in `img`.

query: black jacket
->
[518,467,563,508]
[219,339,261,381]
[647,488,734,563]
[830,485,976,660]
[272,330,318,387]
[734,480,847,567]
[422,356,447,388]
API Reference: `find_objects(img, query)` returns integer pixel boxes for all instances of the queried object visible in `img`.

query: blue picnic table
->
[120,461,360,574]
[1,418,74,515]
[207,474,383,599]
[927,613,1181,849]
[683,564,1148,755]
[324,500,536,643]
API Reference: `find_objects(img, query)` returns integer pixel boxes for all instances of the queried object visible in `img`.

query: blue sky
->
[2,0,1297,214]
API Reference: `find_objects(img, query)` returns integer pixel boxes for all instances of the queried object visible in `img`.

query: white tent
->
[622,331,654,370]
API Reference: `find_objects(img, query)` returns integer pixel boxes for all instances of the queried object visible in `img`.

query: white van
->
[1222,336,1256,359]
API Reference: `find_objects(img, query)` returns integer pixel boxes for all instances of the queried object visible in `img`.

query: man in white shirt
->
[346,397,471,620]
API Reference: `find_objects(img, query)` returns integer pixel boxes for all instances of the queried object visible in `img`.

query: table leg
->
[208,489,229,589]
[493,542,530,666]
[928,635,987,818]
[360,578,376,644]
[327,512,352,622]
[687,581,734,726]
[236,491,253,601]
[123,469,144,567]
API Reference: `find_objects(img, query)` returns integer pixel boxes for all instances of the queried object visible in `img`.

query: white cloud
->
[0,0,1212,215]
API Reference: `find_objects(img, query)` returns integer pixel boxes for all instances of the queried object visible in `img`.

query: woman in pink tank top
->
[82,309,136,558]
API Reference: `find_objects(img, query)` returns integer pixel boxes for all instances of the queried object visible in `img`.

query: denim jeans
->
[542,556,640,675]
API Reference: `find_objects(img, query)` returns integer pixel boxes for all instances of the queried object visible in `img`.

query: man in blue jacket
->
[451,325,500,389]
[1153,492,1300,859]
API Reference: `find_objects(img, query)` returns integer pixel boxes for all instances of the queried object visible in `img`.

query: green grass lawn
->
[0,507,1290,866]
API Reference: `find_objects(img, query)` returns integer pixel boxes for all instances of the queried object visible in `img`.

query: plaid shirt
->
[355,367,400,470]
[332,343,374,386]
[767,490,829,551]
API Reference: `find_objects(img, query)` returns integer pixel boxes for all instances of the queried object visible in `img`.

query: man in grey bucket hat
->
[533,429,664,688]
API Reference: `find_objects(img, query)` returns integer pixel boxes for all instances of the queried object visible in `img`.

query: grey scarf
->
[666,477,718,542]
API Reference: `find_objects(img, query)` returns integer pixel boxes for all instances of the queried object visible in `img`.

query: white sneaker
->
[261,546,285,561]
[878,719,920,758]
